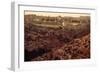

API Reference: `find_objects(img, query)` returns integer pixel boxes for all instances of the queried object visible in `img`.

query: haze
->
[24,11,90,17]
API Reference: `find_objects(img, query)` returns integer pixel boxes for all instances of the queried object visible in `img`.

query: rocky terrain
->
[24,15,90,61]
[32,34,90,61]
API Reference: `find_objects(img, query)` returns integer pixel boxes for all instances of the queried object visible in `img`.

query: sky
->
[24,11,90,17]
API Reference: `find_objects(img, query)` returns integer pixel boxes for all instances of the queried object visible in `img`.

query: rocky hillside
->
[24,15,90,61]
[32,34,90,61]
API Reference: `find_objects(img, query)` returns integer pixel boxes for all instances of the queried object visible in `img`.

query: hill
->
[32,34,90,61]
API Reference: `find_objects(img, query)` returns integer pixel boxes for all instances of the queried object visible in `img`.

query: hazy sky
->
[24,11,90,17]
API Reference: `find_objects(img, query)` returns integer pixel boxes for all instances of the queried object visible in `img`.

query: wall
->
[0,0,100,73]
